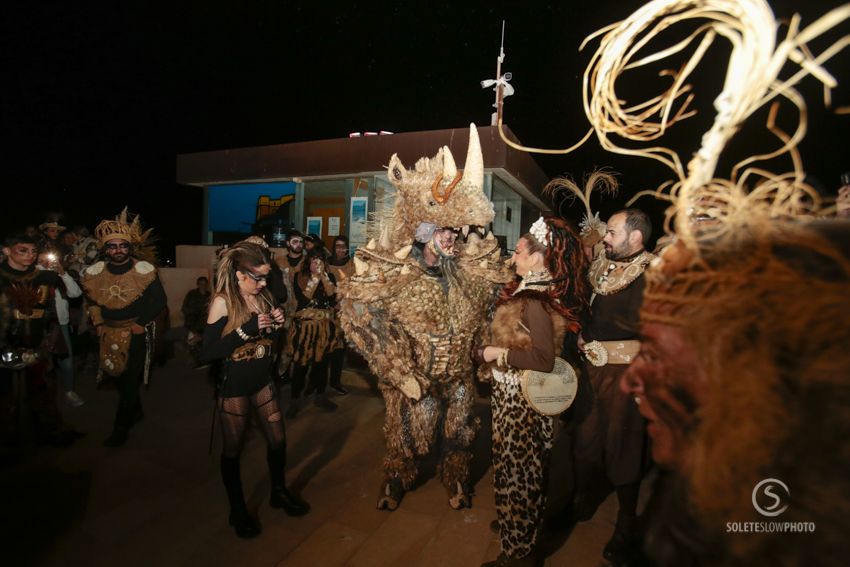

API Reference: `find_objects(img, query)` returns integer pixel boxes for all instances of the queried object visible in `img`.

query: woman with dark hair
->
[201,241,309,539]
[478,217,589,567]
[326,235,352,395]
[327,235,351,276]
[285,247,338,416]
[304,233,329,259]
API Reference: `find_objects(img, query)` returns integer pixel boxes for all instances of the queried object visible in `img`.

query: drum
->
[521,357,579,416]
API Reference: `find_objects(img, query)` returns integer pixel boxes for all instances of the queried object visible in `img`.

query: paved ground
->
[2,337,644,567]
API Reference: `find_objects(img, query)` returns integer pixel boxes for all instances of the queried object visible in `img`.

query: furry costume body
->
[338,124,510,508]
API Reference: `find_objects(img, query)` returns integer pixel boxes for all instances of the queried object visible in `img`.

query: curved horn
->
[442,145,457,179]
[462,123,483,189]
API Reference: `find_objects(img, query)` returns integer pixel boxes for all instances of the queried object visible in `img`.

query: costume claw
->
[377,478,404,511]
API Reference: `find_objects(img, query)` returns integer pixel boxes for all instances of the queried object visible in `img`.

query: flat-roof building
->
[176,125,550,253]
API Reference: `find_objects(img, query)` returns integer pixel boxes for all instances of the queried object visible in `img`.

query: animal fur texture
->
[338,124,512,504]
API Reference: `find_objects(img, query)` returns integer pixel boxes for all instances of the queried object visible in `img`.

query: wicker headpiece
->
[95,207,145,246]
[571,1,850,548]
[493,2,850,562]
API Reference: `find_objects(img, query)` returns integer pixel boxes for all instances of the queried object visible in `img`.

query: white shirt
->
[35,267,82,325]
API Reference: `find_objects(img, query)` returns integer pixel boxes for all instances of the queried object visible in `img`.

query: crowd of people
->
[0,213,168,449]
[2,180,848,565]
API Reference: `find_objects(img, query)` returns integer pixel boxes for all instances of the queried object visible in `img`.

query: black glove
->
[241,315,261,337]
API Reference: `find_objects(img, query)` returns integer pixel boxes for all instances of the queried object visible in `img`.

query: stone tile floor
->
[2,341,642,567]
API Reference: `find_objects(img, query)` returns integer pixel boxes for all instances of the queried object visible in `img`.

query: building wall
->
[202,171,540,255]
[159,267,210,328]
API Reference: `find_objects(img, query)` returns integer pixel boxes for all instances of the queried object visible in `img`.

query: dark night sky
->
[4,0,848,260]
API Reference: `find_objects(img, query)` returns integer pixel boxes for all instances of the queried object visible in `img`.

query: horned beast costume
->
[338,124,510,510]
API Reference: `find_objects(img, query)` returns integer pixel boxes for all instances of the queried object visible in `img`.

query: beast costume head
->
[381,124,494,249]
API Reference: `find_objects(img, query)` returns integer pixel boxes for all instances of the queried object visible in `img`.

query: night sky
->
[5,0,848,260]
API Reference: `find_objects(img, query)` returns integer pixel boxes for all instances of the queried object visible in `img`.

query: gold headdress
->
[95,207,145,246]
[95,207,157,262]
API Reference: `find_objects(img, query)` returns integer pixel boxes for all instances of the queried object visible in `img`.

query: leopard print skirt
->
[492,377,554,559]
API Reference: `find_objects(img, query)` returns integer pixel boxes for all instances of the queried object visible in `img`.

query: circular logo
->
[752,478,790,517]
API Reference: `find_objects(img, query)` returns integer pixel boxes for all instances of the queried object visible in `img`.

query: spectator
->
[0,234,79,446]
[326,235,352,395]
[285,248,338,416]
[281,230,305,275]
[37,246,84,407]
[38,220,65,249]
[182,276,211,365]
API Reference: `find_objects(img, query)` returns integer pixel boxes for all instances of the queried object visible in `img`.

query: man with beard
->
[415,224,459,278]
[572,208,653,566]
[358,222,482,510]
[182,276,211,366]
[82,210,167,447]
[620,219,850,566]
[279,230,305,276]
[339,124,507,512]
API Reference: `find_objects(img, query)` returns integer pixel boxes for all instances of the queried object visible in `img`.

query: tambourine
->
[521,357,579,416]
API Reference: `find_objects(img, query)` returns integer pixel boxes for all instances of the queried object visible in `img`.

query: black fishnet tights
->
[218,384,285,457]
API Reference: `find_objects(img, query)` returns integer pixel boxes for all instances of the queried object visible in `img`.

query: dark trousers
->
[291,359,329,399]
[328,348,344,388]
[0,362,63,442]
[111,334,146,434]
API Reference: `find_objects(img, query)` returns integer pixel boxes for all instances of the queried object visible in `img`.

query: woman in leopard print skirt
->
[478,217,588,566]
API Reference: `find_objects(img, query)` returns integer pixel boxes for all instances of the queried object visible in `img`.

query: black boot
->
[285,397,301,419]
[130,400,144,427]
[220,455,260,538]
[603,513,638,566]
[313,393,338,411]
[603,483,641,564]
[103,428,128,447]
[267,447,310,516]
[570,490,599,522]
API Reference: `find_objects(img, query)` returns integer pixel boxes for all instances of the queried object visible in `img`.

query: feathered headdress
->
[95,207,157,263]
[544,170,618,247]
